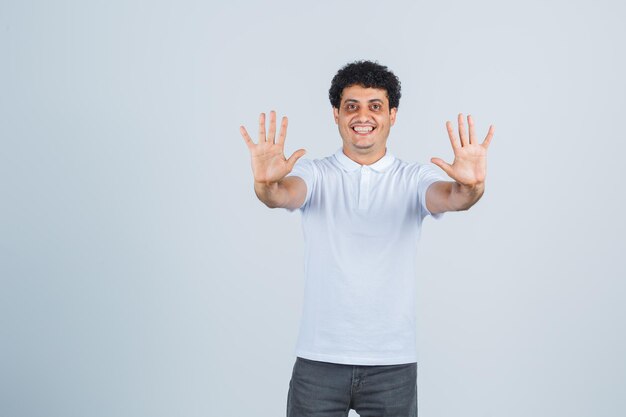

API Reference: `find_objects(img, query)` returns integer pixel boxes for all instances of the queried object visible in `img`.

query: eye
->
[346,103,357,111]
[371,103,382,111]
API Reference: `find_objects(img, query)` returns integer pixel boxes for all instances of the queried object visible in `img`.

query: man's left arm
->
[426,113,495,215]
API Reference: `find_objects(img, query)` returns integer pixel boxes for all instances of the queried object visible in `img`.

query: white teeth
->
[353,126,374,133]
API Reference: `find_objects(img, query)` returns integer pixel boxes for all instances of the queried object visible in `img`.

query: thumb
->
[286,149,306,170]
[430,157,453,177]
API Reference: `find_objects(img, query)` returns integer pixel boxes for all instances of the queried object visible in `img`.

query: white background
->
[1,1,625,416]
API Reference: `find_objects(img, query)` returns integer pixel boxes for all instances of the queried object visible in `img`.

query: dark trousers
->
[287,357,418,417]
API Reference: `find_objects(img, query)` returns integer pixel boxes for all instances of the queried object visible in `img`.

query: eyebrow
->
[343,98,384,104]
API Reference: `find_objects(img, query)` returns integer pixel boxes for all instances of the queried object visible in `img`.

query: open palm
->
[431,113,494,187]
[240,111,306,184]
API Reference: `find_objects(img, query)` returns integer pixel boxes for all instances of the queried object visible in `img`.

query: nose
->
[355,106,373,122]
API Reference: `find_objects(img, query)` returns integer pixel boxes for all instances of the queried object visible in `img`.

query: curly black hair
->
[329,60,401,110]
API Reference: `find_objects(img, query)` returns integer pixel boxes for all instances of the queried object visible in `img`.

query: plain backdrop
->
[1,1,625,416]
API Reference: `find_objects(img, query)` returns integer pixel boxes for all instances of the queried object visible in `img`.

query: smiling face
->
[333,84,397,165]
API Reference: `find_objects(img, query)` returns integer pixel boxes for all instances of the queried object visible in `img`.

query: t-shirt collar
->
[333,148,396,173]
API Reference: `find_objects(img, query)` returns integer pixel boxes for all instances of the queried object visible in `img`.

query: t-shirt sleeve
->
[285,158,315,211]
[417,163,448,220]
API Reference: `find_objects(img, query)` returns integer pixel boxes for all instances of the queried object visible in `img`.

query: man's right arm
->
[254,176,306,210]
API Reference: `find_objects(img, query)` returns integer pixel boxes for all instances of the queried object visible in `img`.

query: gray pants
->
[287,357,418,417]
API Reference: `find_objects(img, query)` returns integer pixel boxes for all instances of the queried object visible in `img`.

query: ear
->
[333,107,339,124]
[390,108,397,126]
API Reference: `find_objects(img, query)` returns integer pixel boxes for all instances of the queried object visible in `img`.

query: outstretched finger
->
[446,121,460,151]
[268,110,277,144]
[458,113,468,146]
[286,148,306,170]
[468,114,476,145]
[240,125,254,149]
[277,116,288,145]
[430,157,454,178]
[258,112,266,142]
[482,125,495,148]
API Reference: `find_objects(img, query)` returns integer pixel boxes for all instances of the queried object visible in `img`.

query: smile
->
[351,125,376,135]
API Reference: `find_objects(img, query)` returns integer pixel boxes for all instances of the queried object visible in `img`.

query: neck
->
[342,146,387,166]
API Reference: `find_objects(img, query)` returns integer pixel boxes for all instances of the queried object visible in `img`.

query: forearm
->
[254,180,290,208]
[447,181,485,211]
[255,176,308,209]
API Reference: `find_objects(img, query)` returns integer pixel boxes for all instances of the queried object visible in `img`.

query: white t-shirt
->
[286,148,447,365]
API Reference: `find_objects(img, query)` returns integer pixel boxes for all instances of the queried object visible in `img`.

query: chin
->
[350,139,374,148]
[350,136,374,147]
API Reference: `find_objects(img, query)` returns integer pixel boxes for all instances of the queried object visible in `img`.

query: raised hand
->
[430,113,495,187]
[240,111,306,185]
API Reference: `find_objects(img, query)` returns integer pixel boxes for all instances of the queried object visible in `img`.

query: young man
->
[240,61,494,417]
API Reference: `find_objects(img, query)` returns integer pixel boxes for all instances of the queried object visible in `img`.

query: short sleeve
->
[417,163,448,220]
[285,158,316,211]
